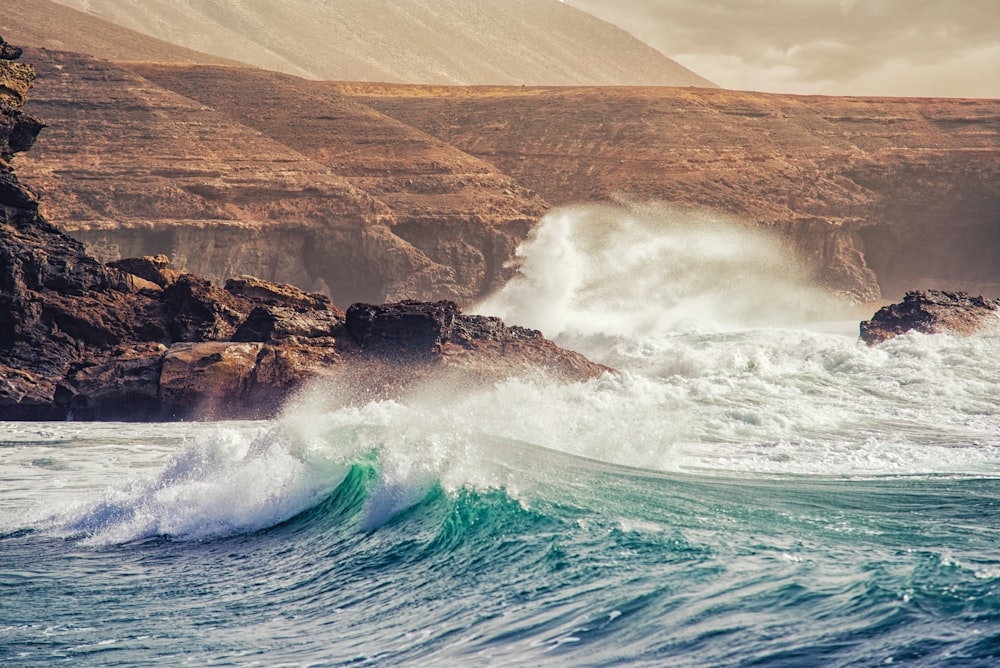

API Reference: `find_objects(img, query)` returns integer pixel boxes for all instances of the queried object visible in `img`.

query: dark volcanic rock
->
[232,305,343,342]
[0,36,608,419]
[224,274,337,314]
[860,290,1000,345]
[346,300,459,356]
[344,300,609,383]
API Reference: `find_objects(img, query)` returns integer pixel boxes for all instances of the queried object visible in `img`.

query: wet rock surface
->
[860,290,1000,345]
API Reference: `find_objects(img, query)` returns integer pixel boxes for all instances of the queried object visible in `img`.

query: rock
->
[56,344,165,419]
[158,342,262,418]
[224,274,337,313]
[107,254,171,287]
[232,305,344,342]
[0,37,612,420]
[860,290,1000,345]
[343,300,609,383]
[345,300,458,357]
[161,274,248,342]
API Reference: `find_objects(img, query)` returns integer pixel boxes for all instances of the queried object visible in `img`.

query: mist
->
[477,202,851,340]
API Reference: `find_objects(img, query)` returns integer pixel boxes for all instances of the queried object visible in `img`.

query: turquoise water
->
[2,418,999,666]
[3,205,1000,665]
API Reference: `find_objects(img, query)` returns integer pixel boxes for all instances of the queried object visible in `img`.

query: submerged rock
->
[860,290,1000,345]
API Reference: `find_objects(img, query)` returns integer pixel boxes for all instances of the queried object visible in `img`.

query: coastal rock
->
[0,36,609,419]
[232,306,344,342]
[343,300,609,384]
[56,345,165,419]
[860,290,1000,345]
[346,300,459,357]
[224,275,337,313]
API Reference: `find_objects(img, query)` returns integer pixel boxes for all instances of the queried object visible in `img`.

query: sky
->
[565,0,1000,98]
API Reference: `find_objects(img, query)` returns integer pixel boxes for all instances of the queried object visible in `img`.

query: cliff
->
[15,50,1000,306]
[17,49,543,306]
[347,84,1000,302]
[0,39,607,420]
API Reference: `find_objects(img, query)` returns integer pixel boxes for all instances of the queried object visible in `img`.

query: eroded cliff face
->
[16,49,543,306]
[347,85,1000,302]
[14,50,1000,305]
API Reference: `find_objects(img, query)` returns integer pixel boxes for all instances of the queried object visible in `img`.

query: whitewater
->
[3,204,999,666]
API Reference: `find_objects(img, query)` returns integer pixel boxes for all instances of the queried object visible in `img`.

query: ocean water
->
[3,205,1000,666]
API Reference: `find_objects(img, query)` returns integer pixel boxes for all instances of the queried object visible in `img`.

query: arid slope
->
[15,49,544,305]
[46,0,715,87]
[0,0,241,66]
[344,83,1000,299]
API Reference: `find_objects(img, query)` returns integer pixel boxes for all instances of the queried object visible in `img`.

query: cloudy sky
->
[566,0,1000,98]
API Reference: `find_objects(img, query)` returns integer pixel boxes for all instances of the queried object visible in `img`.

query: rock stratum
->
[0,39,607,421]
[9,43,998,306]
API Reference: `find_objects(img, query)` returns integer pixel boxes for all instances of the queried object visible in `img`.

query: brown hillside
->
[15,49,543,305]
[342,83,1000,300]
[46,0,716,87]
[1,0,240,66]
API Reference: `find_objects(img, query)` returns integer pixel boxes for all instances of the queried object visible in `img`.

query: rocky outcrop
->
[0,38,607,420]
[860,290,1000,345]
[344,300,601,382]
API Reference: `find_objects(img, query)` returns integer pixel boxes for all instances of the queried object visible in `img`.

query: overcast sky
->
[565,0,1000,98]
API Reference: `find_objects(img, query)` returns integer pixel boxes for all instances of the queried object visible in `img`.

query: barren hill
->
[16,48,1000,303]
[0,0,241,66]
[343,83,1000,300]
[17,48,544,305]
[45,0,715,87]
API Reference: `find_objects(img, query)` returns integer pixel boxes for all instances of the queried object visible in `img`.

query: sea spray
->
[16,200,1000,547]
[477,202,851,343]
[26,328,1000,544]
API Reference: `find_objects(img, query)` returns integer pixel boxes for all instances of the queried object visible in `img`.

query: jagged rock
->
[158,342,262,417]
[224,274,337,313]
[0,41,23,61]
[107,254,171,287]
[55,344,166,419]
[343,300,609,383]
[232,305,343,342]
[161,274,248,342]
[346,300,458,356]
[860,290,1000,345]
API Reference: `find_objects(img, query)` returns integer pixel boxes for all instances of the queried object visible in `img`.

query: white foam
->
[12,204,1000,541]
[47,425,348,544]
